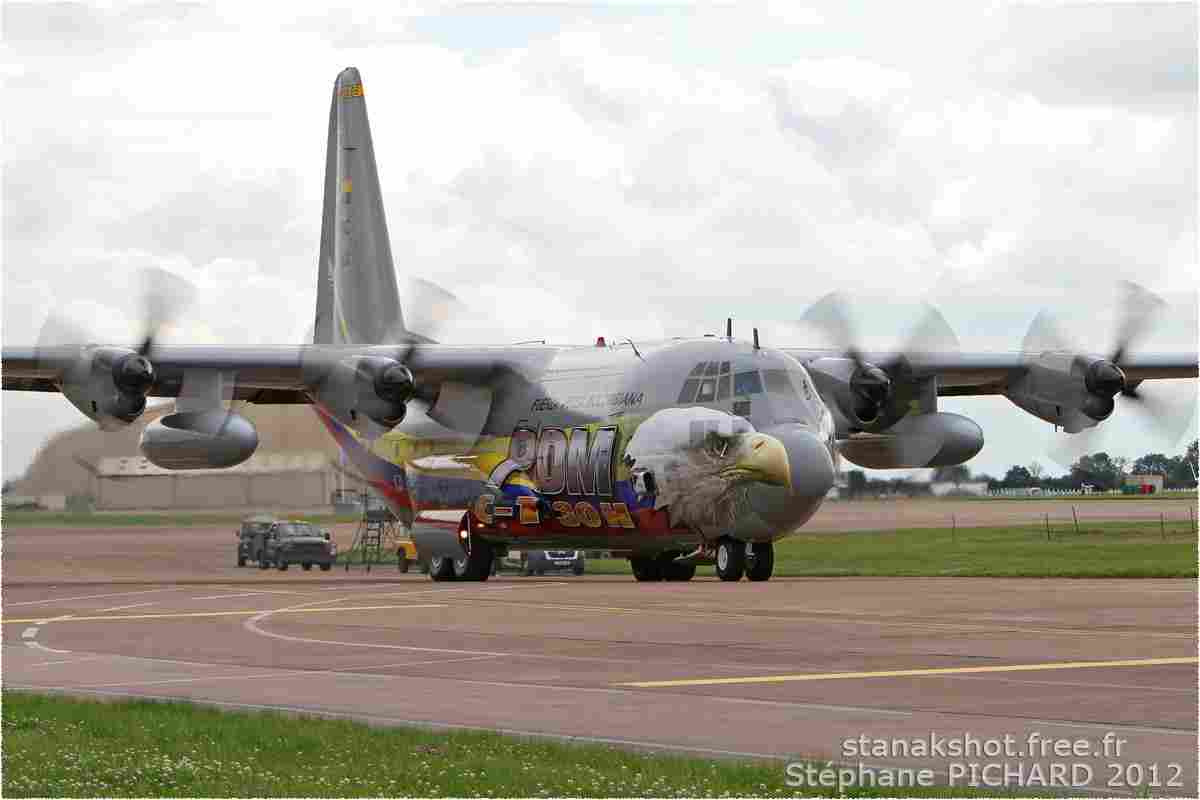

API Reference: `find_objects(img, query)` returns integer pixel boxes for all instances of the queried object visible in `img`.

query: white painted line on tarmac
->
[28,655,108,668]
[65,672,286,690]
[25,641,72,655]
[6,588,177,607]
[244,613,513,658]
[191,592,271,601]
[352,654,502,670]
[22,627,38,639]
[96,602,155,613]
[291,581,570,604]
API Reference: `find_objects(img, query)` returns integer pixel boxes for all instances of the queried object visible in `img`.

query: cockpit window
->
[762,366,814,424]
[678,361,732,404]
[761,369,792,395]
[733,371,763,395]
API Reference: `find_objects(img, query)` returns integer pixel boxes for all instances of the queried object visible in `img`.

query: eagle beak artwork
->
[719,433,791,489]
[623,406,815,537]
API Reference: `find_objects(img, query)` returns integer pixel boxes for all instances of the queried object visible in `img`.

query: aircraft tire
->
[630,556,663,582]
[453,536,494,582]
[715,538,745,582]
[429,555,456,582]
[663,560,696,582]
[746,542,774,582]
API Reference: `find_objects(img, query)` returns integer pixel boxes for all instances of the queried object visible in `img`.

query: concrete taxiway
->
[3,518,1197,795]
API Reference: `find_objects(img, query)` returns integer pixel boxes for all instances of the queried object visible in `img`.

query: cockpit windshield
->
[731,363,817,426]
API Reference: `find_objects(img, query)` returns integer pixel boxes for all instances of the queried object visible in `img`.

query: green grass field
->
[586,519,1198,579]
[2,692,982,798]
[959,491,1197,502]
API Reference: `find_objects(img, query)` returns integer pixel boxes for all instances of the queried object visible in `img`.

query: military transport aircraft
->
[4,68,1196,583]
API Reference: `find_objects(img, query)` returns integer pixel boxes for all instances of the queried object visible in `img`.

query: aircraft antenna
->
[753,328,760,350]
[622,337,645,361]
[726,318,732,339]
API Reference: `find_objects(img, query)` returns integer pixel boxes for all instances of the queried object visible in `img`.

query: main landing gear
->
[430,514,494,582]
[630,553,696,582]
[716,537,774,582]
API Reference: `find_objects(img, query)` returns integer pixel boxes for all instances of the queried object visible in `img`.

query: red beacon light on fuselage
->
[595,336,606,347]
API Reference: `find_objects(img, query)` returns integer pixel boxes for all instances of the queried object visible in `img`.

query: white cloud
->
[3,2,1196,482]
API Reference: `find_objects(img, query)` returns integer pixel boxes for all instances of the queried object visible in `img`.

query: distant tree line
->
[842,439,1198,497]
[983,438,1198,492]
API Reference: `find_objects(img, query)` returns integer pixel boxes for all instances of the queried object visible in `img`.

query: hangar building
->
[10,402,363,511]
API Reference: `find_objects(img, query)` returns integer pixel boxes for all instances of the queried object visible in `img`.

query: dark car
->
[497,549,585,576]
[236,514,277,567]
[260,520,337,572]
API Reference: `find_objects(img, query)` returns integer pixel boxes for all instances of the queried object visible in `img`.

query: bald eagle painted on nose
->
[624,407,790,536]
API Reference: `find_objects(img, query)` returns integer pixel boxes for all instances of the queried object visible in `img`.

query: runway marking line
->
[457,600,1193,640]
[28,655,109,668]
[619,657,1200,688]
[5,588,178,607]
[96,602,155,613]
[2,603,447,625]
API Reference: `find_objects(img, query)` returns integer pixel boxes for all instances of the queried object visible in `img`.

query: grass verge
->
[2,692,976,798]
[957,491,1197,502]
[586,520,1198,578]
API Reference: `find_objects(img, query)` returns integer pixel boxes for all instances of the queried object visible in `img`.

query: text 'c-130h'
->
[3,67,1196,584]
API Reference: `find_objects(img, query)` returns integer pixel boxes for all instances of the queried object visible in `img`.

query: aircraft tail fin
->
[313,67,405,345]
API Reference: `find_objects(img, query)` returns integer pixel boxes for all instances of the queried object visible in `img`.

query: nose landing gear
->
[716,537,774,582]
[715,538,744,581]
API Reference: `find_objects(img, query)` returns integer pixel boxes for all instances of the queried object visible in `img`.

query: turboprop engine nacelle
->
[806,356,896,433]
[314,355,414,432]
[1004,352,1126,434]
[140,409,260,470]
[839,412,984,469]
[60,346,156,431]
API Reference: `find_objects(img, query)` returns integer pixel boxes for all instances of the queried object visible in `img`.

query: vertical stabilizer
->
[313,67,405,345]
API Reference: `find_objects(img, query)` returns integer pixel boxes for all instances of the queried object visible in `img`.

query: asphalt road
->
[3,509,1196,796]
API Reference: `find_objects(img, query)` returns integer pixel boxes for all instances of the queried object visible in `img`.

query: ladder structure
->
[343,490,401,573]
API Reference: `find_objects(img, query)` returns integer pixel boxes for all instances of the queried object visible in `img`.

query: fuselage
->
[317,337,837,552]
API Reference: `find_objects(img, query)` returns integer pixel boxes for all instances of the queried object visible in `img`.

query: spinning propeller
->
[35,268,196,429]
[796,291,960,430]
[1037,282,1196,467]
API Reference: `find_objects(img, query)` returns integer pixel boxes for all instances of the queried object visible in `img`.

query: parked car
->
[497,549,585,576]
[235,514,277,567]
[259,520,337,571]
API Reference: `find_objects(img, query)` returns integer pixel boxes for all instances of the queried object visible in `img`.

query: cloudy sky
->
[3,1,1197,482]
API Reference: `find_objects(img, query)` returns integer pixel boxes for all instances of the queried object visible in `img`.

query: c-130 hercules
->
[5,68,1197,583]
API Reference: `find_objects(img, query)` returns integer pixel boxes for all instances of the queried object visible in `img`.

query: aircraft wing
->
[783,348,1199,397]
[0,343,558,403]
